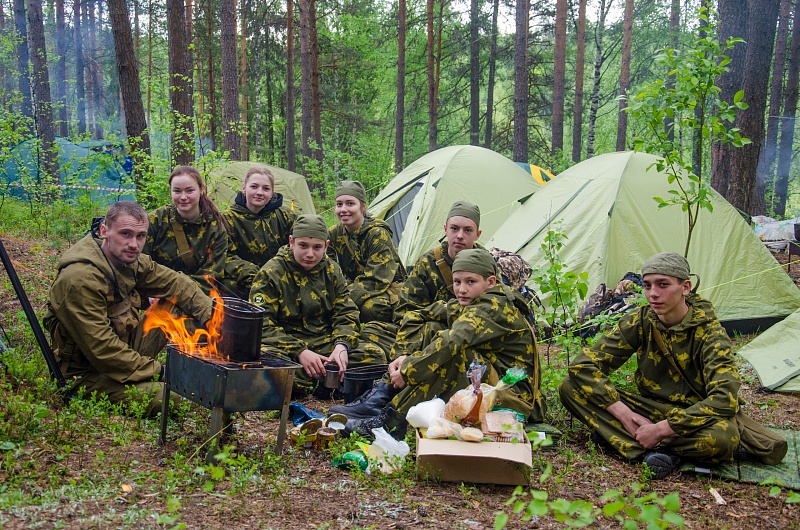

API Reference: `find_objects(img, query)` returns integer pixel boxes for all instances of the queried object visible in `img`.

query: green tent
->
[738,309,800,393]
[1,136,134,202]
[369,145,540,266]
[207,161,316,215]
[487,151,800,332]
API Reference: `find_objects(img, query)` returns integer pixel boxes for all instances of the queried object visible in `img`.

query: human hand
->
[388,355,407,389]
[330,344,349,382]
[298,349,328,379]
[606,401,653,438]
[635,420,674,449]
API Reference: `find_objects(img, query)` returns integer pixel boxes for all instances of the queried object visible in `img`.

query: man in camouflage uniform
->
[44,202,213,417]
[344,249,546,440]
[396,200,483,317]
[249,214,388,393]
[328,180,407,323]
[559,252,745,479]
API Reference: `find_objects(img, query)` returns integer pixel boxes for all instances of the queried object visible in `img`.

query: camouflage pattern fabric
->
[390,284,546,422]
[222,192,296,295]
[328,218,407,323]
[44,234,212,416]
[396,241,484,317]
[559,293,741,462]
[488,247,532,291]
[143,204,229,295]
[249,246,387,392]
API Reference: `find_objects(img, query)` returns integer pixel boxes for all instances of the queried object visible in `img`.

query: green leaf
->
[769,486,781,497]
[603,500,625,516]
[0,441,17,451]
[494,512,509,530]
[733,90,744,104]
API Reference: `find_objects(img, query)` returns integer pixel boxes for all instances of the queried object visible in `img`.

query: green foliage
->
[625,6,749,257]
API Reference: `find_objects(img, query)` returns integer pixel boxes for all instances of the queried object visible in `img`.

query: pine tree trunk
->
[26,0,57,186]
[286,0,296,171]
[395,0,406,172]
[133,0,139,53]
[266,64,275,162]
[725,0,780,214]
[88,0,103,138]
[167,0,194,165]
[484,0,499,148]
[74,0,86,133]
[513,0,529,162]
[240,5,248,160]
[426,0,435,151]
[13,0,33,118]
[753,0,790,214]
[775,0,800,217]
[220,0,240,159]
[664,0,679,142]
[586,0,609,159]
[551,0,567,156]
[616,0,633,152]
[108,0,151,193]
[55,0,67,136]
[298,0,312,167]
[571,0,587,162]
[310,0,322,166]
[692,0,708,176]
[0,3,6,109]
[469,0,480,145]
[206,0,217,147]
[711,0,748,195]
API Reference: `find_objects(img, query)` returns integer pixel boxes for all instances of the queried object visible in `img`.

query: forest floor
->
[0,233,799,529]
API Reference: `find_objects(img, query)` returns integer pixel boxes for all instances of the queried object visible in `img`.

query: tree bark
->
[753,0,790,214]
[206,0,217,148]
[586,0,609,159]
[13,0,33,119]
[571,0,587,162]
[55,0,67,136]
[26,0,57,185]
[286,0,296,171]
[298,0,312,167]
[615,0,633,151]
[484,0,499,148]
[108,0,151,192]
[240,3,248,160]
[74,0,86,133]
[691,0,708,176]
[87,0,103,138]
[725,0,780,214]
[775,0,800,217]
[167,0,194,165]
[469,0,480,145]
[513,0,529,162]
[0,2,6,109]
[395,0,406,172]
[427,0,436,151]
[220,0,240,159]
[711,0,748,194]
[664,0,679,142]
[552,0,567,156]
[310,0,322,166]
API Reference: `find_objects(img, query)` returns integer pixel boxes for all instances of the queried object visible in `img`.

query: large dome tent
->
[207,161,316,215]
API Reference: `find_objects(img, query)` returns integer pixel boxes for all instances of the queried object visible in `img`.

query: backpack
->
[578,272,642,339]
[487,247,541,307]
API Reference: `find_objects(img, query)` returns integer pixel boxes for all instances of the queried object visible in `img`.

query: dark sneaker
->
[643,450,681,479]
[344,404,408,441]
[329,381,398,420]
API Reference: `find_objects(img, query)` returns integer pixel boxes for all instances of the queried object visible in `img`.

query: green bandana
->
[335,180,367,203]
[452,248,497,278]
[292,214,329,241]
[447,200,481,228]
[641,252,690,280]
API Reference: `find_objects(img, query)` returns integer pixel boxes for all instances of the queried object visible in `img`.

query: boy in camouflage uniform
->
[396,200,483,317]
[328,180,407,323]
[44,202,213,417]
[249,214,388,393]
[559,252,748,479]
[344,248,546,440]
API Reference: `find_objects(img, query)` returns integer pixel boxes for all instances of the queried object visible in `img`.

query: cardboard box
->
[415,430,532,485]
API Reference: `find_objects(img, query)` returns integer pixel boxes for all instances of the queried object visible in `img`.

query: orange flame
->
[143,289,228,361]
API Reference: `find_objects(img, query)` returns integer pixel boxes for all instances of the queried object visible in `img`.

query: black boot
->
[344,404,408,441]
[328,381,399,420]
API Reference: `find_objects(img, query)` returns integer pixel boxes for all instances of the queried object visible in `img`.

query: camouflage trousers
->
[357,293,394,324]
[559,377,740,464]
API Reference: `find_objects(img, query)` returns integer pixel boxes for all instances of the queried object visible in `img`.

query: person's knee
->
[558,376,577,406]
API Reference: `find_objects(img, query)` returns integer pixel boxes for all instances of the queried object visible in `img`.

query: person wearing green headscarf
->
[339,248,546,440]
[328,180,407,323]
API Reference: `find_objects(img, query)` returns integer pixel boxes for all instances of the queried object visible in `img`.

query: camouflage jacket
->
[397,241,483,316]
[43,234,212,384]
[223,191,296,278]
[398,284,544,421]
[143,204,229,294]
[328,218,406,308]
[566,293,741,437]
[249,245,360,360]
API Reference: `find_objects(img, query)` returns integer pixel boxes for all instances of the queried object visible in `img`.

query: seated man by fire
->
[335,248,546,440]
[558,252,787,479]
[248,214,389,395]
[44,201,213,417]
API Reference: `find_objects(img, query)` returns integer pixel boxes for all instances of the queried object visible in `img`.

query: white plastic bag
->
[406,398,446,429]
[368,427,410,474]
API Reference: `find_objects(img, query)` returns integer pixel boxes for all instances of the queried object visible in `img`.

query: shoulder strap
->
[170,218,197,270]
[652,326,704,400]
[433,245,454,293]
[341,233,366,273]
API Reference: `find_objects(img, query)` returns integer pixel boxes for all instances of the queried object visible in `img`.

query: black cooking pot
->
[211,297,265,362]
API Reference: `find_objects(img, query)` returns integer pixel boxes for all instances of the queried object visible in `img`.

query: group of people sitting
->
[43,164,786,481]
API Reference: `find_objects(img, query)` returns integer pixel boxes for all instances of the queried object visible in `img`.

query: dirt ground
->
[1,235,799,529]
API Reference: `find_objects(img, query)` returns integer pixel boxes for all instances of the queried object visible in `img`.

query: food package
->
[406,398,446,429]
[424,417,463,439]
[443,365,528,427]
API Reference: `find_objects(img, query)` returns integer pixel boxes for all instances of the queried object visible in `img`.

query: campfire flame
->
[143,289,227,361]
